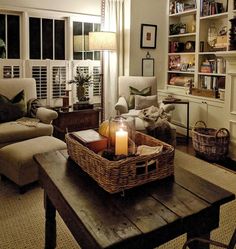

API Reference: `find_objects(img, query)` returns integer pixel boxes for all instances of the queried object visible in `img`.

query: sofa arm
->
[115,96,128,114]
[159,102,175,113]
[36,107,58,124]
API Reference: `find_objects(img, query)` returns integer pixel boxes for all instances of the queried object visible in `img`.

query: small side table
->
[163,99,190,144]
[53,108,102,140]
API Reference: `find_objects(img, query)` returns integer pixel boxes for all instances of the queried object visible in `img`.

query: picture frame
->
[140,24,157,49]
[142,58,154,76]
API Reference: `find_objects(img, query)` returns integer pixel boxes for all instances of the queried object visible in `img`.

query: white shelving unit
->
[166,0,235,99]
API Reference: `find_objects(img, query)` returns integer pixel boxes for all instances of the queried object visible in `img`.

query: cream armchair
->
[115,76,176,146]
[0,78,58,148]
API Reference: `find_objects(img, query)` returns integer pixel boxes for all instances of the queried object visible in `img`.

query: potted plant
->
[69,71,92,102]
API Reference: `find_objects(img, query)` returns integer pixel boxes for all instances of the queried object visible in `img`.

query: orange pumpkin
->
[98,120,119,146]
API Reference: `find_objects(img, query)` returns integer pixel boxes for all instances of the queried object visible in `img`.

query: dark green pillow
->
[0,90,27,123]
[128,86,152,109]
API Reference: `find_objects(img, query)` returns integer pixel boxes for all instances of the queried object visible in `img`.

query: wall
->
[0,0,101,16]
[128,0,167,89]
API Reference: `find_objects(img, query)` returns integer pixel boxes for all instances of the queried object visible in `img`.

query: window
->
[0,14,20,59]
[29,17,65,60]
[73,22,101,60]
[0,9,101,107]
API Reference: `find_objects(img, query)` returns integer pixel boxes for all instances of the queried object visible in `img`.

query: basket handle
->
[194,121,206,129]
[216,128,230,138]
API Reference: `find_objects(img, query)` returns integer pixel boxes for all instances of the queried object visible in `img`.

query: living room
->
[0,0,236,248]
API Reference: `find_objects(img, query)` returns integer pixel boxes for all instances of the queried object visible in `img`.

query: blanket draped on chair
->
[138,106,172,143]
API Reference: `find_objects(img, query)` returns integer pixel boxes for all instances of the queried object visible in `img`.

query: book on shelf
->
[200,0,225,16]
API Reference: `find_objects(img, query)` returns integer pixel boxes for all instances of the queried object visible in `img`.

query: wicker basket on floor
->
[65,131,174,194]
[192,121,230,161]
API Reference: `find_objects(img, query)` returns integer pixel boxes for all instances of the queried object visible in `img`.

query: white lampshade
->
[89,31,117,51]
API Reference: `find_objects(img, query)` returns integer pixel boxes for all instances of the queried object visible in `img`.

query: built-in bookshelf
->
[166,0,235,100]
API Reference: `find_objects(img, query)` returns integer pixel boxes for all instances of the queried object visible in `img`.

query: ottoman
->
[0,136,66,191]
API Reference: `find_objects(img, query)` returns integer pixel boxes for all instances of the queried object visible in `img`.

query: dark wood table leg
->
[45,194,56,249]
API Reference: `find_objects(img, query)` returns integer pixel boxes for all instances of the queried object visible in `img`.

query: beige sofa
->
[0,78,58,148]
[115,76,176,146]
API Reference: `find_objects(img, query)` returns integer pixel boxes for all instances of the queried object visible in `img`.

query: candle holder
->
[108,116,136,156]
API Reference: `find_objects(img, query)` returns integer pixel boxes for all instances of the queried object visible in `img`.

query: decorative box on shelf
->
[65,131,174,194]
[190,88,217,98]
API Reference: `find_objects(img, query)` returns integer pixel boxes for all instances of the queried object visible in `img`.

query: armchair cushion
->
[115,96,128,114]
[0,121,53,146]
[128,86,152,109]
[135,95,157,110]
[36,107,58,124]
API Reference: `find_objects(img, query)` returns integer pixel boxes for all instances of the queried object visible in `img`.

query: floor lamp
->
[88,31,116,121]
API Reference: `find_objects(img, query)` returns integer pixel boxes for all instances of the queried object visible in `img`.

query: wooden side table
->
[53,108,101,140]
[163,99,190,143]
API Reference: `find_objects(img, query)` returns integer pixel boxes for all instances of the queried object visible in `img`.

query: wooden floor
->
[175,137,195,156]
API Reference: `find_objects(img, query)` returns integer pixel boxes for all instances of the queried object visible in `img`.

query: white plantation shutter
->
[32,65,47,99]
[3,66,20,78]
[25,60,69,106]
[52,66,67,98]
[0,59,23,78]
[92,66,101,96]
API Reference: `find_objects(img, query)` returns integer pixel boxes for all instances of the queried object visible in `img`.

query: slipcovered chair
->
[0,78,58,148]
[115,76,176,146]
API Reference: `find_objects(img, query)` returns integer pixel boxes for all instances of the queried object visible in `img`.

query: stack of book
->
[200,0,225,17]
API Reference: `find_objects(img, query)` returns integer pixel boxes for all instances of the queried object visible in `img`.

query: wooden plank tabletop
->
[35,149,235,249]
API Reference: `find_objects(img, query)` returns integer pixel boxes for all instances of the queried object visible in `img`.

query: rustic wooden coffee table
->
[34,150,235,249]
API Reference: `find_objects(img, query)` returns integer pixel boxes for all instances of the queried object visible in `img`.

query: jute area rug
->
[0,155,235,249]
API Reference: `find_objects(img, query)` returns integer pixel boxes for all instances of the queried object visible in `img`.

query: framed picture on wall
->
[142,58,154,76]
[140,24,157,49]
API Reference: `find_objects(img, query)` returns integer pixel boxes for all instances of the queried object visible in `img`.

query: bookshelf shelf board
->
[169,9,197,17]
[200,12,228,20]
[167,85,186,89]
[198,72,226,76]
[169,32,196,38]
[168,52,196,56]
[199,52,223,55]
[168,70,195,74]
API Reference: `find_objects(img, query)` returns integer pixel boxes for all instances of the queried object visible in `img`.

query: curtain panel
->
[102,0,124,119]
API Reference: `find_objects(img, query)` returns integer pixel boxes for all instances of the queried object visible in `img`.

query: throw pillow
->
[27,98,43,118]
[135,95,157,110]
[128,86,152,109]
[0,90,26,123]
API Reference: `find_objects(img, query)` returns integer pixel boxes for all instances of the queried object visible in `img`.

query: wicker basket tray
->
[192,121,230,161]
[65,131,174,193]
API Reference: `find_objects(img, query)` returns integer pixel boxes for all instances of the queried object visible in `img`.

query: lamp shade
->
[89,31,117,51]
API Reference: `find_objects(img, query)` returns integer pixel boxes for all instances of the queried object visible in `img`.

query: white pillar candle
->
[115,128,128,155]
